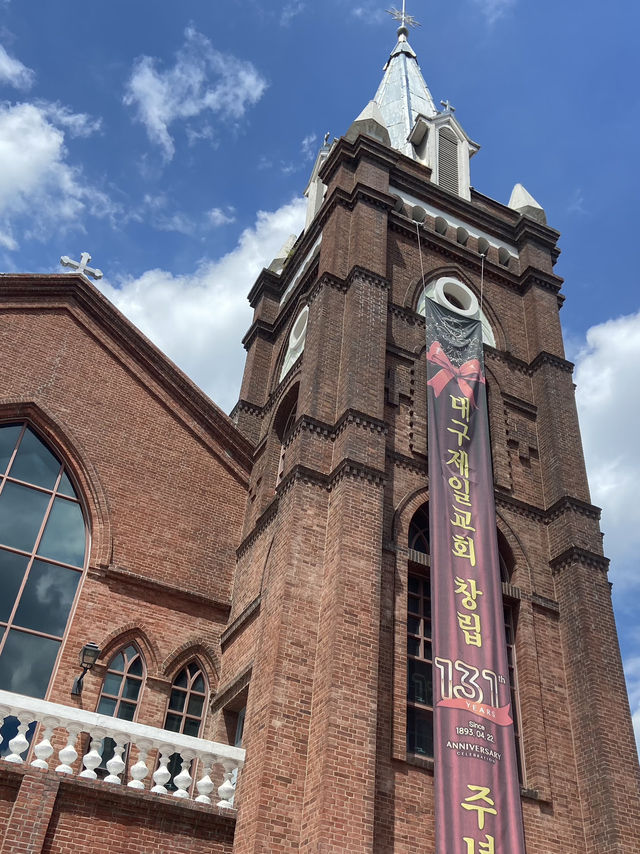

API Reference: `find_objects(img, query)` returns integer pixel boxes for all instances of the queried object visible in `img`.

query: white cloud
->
[0,101,115,250]
[301,133,317,160]
[470,0,516,25]
[99,197,307,412]
[39,102,102,138]
[575,312,640,588]
[123,27,267,162]
[208,207,236,227]
[0,44,34,90]
[567,187,588,216]
[624,656,640,749]
[351,5,388,25]
[280,2,305,26]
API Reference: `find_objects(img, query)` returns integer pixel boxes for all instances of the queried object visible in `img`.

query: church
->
[0,13,638,854]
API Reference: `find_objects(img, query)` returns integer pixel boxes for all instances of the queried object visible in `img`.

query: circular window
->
[290,306,309,350]
[434,278,479,317]
[280,307,309,382]
[416,277,496,347]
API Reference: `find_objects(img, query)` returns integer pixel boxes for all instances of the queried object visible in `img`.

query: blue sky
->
[1,0,639,747]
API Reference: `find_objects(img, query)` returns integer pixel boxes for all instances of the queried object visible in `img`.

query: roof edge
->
[0,273,254,478]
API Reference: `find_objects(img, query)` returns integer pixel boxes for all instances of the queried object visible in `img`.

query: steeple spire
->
[373,6,437,158]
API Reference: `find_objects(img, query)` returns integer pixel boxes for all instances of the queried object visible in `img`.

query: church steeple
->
[344,6,480,200]
[372,22,437,159]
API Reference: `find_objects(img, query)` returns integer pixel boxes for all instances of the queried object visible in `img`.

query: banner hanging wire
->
[416,222,426,290]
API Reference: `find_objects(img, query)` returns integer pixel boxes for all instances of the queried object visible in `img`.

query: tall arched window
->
[406,505,522,775]
[97,644,145,721]
[164,661,207,737]
[96,644,145,770]
[0,423,87,699]
[275,385,299,484]
[163,661,208,790]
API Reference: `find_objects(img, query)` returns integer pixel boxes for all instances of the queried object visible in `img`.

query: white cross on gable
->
[60,252,103,281]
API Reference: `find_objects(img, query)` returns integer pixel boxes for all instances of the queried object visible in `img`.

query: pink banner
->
[425,299,526,854]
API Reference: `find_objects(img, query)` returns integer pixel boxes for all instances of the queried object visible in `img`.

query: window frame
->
[96,643,146,722]
[0,421,90,702]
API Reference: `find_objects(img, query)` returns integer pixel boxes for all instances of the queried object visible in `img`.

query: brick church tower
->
[0,15,638,854]
[224,19,640,854]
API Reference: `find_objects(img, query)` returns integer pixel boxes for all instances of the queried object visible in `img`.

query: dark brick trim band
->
[221,596,262,649]
[549,546,610,575]
[88,564,231,615]
[211,664,253,714]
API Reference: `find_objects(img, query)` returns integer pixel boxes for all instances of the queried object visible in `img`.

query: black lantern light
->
[71,641,101,696]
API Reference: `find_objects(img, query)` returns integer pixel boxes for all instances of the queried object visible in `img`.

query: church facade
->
[0,22,638,854]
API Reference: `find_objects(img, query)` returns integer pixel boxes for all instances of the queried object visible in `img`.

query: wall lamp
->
[71,642,101,696]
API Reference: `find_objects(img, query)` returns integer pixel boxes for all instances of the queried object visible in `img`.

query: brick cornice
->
[247,267,282,307]
[88,563,231,615]
[485,347,574,377]
[318,134,399,185]
[308,265,389,305]
[236,499,279,558]
[0,274,254,477]
[282,408,387,450]
[520,266,564,296]
[221,596,262,649]
[529,351,575,374]
[387,449,428,474]
[241,318,276,349]
[545,495,602,523]
[550,546,610,575]
[274,457,386,498]
[210,664,253,714]
[495,491,603,525]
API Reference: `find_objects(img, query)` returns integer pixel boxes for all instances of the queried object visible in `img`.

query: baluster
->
[31,716,59,770]
[79,728,105,779]
[104,736,126,784]
[216,760,239,810]
[151,744,172,794]
[55,725,81,774]
[172,750,195,799]
[5,712,32,764]
[195,755,215,804]
[127,738,151,790]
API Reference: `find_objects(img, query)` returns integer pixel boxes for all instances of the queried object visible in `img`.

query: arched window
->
[0,422,87,699]
[164,661,207,737]
[97,644,144,721]
[275,385,299,483]
[96,644,145,771]
[408,504,430,555]
[406,505,522,775]
[163,661,208,791]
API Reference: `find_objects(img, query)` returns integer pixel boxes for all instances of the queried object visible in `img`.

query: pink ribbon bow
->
[427,341,485,406]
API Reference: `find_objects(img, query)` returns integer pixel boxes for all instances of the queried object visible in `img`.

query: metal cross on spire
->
[60,252,103,280]
[386,1,421,29]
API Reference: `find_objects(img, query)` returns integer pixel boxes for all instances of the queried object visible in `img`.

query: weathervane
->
[386,1,421,29]
[60,252,103,281]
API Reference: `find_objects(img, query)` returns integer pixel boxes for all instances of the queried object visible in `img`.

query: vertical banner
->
[425,298,526,854]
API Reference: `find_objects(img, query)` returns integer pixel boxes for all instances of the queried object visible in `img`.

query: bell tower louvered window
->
[438,127,459,195]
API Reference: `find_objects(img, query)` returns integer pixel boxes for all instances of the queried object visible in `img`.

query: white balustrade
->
[0,689,245,810]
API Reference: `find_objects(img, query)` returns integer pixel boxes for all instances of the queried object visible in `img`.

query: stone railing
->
[0,689,245,809]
